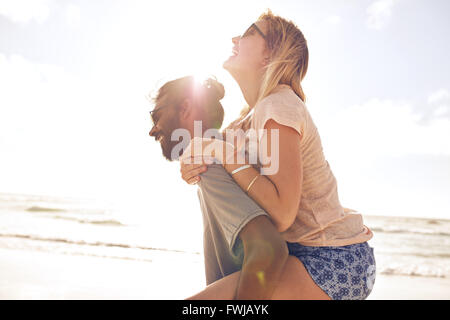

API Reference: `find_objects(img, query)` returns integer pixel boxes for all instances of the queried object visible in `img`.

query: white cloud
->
[65,4,80,28]
[426,89,450,119]
[428,89,450,104]
[405,88,450,126]
[319,97,450,166]
[0,0,51,24]
[0,53,102,195]
[0,53,70,140]
[315,96,450,218]
[325,15,342,25]
[366,0,397,30]
[0,52,210,233]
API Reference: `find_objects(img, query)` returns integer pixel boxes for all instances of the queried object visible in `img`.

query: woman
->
[180,10,375,300]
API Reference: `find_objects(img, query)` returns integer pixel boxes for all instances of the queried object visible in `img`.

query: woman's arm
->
[223,119,303,233]
[179,119,302,232]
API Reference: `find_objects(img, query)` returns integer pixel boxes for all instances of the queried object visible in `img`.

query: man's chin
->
[162,153,180,162]
[161,144,181,162]
[161,146,173,161]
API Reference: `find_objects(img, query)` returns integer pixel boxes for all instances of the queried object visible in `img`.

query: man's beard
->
[160,119,182,161]
[161,135,183,161]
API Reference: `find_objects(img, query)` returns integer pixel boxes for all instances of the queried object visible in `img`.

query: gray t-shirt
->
[196,164,268,285]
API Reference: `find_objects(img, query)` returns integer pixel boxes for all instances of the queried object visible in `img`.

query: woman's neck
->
[235,74,263,109]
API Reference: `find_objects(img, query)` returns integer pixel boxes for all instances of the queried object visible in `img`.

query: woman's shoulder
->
[255,85,306,119]
[252,85,308,137]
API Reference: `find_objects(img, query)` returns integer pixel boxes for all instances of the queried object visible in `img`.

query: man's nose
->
[149,125,158,137]
[232,36,240,44]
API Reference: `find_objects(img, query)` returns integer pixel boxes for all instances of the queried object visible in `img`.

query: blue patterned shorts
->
[287,241,376,300]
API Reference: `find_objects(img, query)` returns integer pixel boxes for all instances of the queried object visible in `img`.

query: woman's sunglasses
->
[241,23,267,40]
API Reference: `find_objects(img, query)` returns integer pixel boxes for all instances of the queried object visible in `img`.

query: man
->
[148,76,288,299]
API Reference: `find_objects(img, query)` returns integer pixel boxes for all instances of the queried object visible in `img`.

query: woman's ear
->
[260,57,270,68]
[262,49,271,66]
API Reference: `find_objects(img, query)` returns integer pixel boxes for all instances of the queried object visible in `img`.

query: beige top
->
[249,84,372,247]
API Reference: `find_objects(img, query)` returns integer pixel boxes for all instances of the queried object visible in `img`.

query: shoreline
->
[1,247,449,300]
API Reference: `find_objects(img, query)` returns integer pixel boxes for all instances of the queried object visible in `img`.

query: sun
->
[193,71,216,85]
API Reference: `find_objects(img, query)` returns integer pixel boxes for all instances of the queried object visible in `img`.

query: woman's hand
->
[179,137,211,185]
[180,156,209,185]
[179,137,237,185]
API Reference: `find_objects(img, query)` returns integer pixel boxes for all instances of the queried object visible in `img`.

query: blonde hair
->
[226,10,309,131]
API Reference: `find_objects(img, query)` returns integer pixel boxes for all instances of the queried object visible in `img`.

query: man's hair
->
[153,76,225,130]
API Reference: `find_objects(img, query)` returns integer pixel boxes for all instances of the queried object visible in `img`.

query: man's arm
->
[234,215,289,300]
[197,164,288,298]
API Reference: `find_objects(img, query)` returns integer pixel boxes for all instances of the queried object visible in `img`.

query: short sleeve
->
[252,89,305,141]
[197,165,268,257]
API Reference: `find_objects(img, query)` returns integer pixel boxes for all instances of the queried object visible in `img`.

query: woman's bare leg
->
[187,256,331,300]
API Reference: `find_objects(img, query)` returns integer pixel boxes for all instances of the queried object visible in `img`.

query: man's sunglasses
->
[241,23,267,40]
[149,106,164,126]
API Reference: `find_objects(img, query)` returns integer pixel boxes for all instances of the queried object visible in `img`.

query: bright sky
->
[1,0,449,232]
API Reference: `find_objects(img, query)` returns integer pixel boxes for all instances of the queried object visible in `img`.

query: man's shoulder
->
[198,164,233,182]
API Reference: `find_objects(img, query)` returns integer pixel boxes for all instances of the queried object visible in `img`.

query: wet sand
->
[1,248,449,300]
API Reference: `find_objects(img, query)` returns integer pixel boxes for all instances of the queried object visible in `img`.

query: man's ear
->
[179,98,193,120]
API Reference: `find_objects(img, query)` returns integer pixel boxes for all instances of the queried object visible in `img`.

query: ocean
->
[0,192,449,280]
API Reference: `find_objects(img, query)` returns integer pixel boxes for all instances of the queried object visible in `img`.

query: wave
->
[1,234,447,279]
[376,250,450,260]
[371,226,450,237]
[48,215,125,226]
[61,251,155,263]
[0,233,199,254]
[23,206,125,226]
[379,266,448,279]
[408,252,450,259]
[26,206,66,213]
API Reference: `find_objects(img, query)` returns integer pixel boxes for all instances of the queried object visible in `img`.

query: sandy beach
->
[0,248,205,299]
[1,248,449,300]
